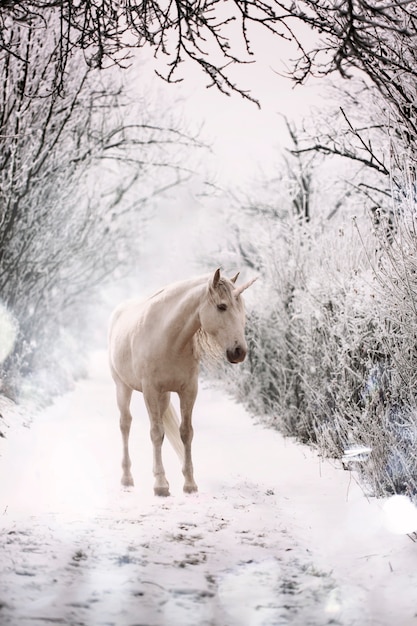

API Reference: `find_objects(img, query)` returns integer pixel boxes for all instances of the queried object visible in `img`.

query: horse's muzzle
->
[226,345,247,364]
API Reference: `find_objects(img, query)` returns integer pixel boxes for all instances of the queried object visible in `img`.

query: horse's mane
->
[147,273,238,364]
[194,327,223,363]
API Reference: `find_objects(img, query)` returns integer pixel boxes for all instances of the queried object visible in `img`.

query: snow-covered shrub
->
[231,214,375,438]
[359,177,417,498]
[225,201,417,499]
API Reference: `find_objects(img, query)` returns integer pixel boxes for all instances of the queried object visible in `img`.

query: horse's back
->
[109,298,144,333]
[109,277,204,392]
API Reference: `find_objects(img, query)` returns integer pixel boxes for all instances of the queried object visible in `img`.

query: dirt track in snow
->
[1,352,416,626]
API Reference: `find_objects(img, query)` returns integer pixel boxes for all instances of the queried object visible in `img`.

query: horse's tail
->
[163,403,185,463]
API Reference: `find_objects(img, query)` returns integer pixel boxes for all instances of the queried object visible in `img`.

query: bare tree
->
[282,78,405,233]
[2,2,417,110]
[2,2,416,172]
[282,117,318,222]
[0,11,197,396]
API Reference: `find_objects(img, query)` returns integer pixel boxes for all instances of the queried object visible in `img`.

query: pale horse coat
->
[108,268,256,496]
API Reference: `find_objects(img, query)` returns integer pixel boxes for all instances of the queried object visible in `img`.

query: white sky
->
[185,67,323,190]
[121,20,328,285]
[131,23,325,193]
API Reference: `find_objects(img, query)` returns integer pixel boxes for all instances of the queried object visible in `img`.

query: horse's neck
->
[155,277,207,347]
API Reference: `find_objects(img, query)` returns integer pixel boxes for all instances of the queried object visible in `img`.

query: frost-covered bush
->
[230,214,376,441]
[226,198,417,499]
[361,181,417,498]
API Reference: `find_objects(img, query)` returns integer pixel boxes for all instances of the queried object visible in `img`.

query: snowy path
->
[1,351,417,626]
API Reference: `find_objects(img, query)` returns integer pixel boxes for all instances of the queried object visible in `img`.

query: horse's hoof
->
[183,483,198,494]
[154,486,170,497]
[121,475,134,488]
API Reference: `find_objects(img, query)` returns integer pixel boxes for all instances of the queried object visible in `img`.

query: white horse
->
[108,268,256,496]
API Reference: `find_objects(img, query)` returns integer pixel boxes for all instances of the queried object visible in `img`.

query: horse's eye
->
[217,303,228,312]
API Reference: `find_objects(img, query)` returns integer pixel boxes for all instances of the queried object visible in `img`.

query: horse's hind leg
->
[143,388,170,497]
[114,376,134,487]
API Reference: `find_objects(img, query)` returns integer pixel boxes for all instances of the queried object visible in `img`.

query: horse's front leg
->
[114,376,134,488]
[179,382,198,494]
[144,389,171,497]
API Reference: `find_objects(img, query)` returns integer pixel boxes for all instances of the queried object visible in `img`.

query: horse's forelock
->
[208,277,236,303]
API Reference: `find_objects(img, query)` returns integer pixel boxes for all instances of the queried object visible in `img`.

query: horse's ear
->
[212,268,221,289]
[230,272,240,284]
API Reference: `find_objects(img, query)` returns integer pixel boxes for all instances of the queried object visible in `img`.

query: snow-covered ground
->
[1,351,417,626]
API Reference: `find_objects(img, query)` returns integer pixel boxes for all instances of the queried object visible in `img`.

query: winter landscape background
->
[1,2,417,624]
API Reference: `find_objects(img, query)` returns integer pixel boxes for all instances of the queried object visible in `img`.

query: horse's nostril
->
[227,345,247,363]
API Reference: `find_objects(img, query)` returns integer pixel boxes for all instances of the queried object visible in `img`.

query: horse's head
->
[199,268,257,364]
